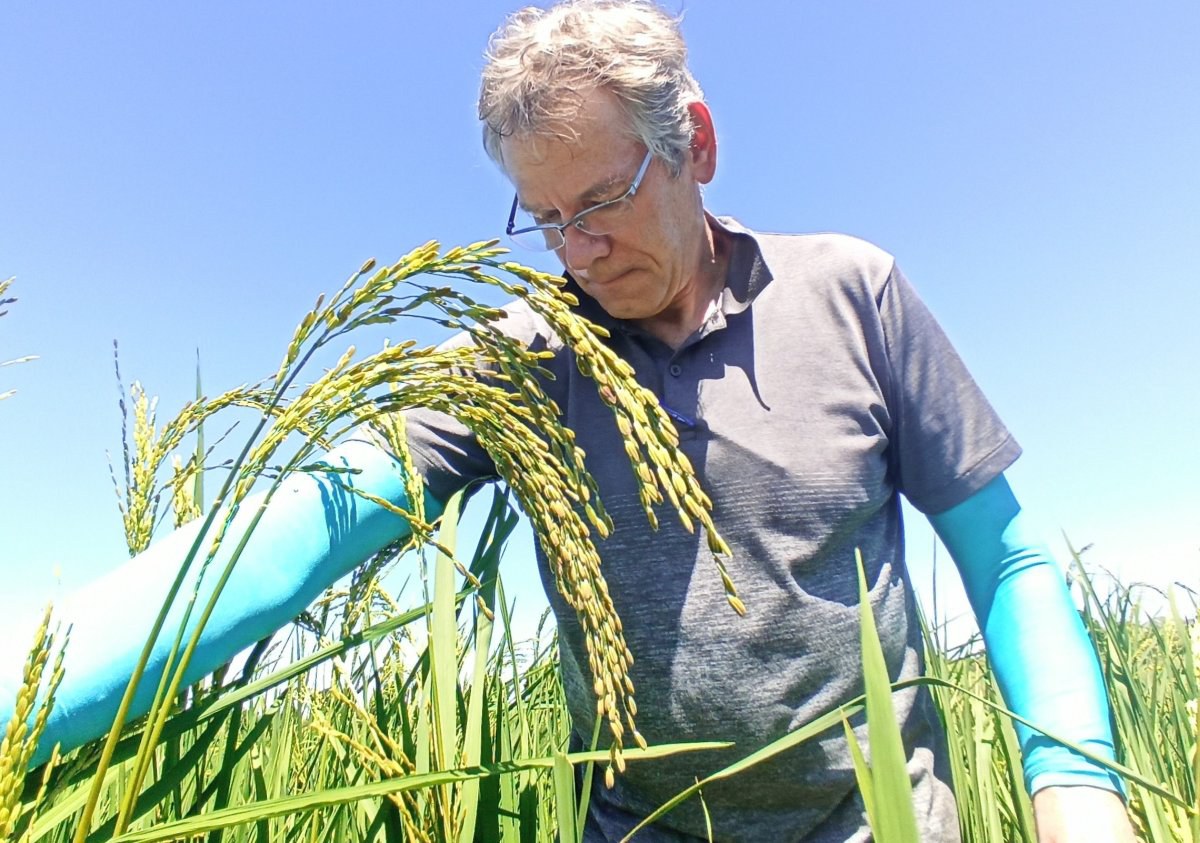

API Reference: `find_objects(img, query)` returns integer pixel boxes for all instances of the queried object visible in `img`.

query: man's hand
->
[1032,785,1137,843]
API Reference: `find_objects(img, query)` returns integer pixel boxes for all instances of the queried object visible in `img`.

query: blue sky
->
[1,0,1197,638]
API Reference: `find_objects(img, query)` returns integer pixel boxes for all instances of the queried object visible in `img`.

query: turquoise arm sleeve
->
[927,473,1124,797]
[0,437,443,768]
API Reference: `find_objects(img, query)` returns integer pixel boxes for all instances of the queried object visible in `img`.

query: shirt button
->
[668,363,682,377]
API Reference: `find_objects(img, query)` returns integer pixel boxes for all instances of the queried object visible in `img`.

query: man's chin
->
[592,295,650,321]
[580,274,660,321]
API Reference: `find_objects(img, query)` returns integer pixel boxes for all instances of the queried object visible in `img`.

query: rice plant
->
[1067,554,1199,842]
[0,607,68,839]
[923,555,1198,843]
[3,251,1196,841]
[2,243,732,840]
[1,278,38,402]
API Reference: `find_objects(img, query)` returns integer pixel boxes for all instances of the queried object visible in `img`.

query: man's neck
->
[635,221,731,350]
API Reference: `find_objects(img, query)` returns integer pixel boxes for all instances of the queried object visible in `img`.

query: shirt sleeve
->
[403,404,498,502]
[392,296,563,502]
[877,263,1023,514]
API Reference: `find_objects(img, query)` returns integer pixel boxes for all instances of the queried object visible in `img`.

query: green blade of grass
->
[518,782,539,843]
[994,695,1037,840]
[431,490,463,764]
[459,488,519,843]
[552,751,579,843]
[854,549,919,843]
[430,489,464,836]
[843,715,877,827]
[575,714,603,837]
[432,489,463,840]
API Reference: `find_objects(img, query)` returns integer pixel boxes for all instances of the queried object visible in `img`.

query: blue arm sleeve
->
[927,473,1124,797]
[0,437,443,768]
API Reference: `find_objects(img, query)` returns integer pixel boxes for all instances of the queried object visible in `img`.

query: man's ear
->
[687,101,718,184]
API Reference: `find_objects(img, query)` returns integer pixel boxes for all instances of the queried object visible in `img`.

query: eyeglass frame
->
[505,149,654,250]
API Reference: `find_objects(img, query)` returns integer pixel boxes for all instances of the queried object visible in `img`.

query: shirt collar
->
[709,213,773,316]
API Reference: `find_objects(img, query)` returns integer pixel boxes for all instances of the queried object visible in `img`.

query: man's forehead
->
[503,131,641,214]
[498,86,642,210]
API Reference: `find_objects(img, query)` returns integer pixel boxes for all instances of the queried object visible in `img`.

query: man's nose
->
[560,224,610,272]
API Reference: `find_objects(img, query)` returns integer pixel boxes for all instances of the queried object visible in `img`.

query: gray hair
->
[478,0,704,177]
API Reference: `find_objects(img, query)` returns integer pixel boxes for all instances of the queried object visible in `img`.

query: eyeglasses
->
[505,149,653,251]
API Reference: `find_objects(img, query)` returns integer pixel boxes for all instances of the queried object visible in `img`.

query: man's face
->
[500,87,713,324]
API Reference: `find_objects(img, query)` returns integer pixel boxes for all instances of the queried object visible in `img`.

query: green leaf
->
[553,751,579,843]
[194,348,204,509]
[431,490,463,772]
[855,548,919,842]
[843,714,877,828]
[459,488,517,843]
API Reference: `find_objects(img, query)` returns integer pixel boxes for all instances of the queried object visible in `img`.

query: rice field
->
[1,253,1196,842]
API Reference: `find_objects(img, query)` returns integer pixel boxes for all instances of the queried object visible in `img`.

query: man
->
[0,1,1136,840]
[400,2,1132,839]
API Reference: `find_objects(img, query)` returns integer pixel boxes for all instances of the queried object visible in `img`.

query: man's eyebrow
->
[579,174,625,203]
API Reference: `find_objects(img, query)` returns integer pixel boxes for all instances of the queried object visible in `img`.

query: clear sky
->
[2,1,1197,641]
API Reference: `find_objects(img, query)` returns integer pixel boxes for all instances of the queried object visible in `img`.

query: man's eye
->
[516,207,557,227]
[585,200,617,217]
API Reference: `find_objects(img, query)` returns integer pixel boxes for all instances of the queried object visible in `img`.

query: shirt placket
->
[654,308,728,441]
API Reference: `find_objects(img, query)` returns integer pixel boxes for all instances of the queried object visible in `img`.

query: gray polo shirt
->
[403,217,1020,841]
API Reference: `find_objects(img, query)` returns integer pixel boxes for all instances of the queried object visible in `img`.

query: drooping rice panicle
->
[232,242,737,777]
[169,453,204,528]
[67,240,734,830]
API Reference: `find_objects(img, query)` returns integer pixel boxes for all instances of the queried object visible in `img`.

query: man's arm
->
[928,473,1135,842]
[0,437,442,768]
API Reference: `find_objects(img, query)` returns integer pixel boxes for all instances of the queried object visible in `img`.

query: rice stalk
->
[0,606,67,839]
[1189,616,1200,840]
[921,629,1036,842]
[166,357,207,530]
[240,244,739,778]
[552,750,580,843]
[13,244,1197,839]
[62,240,734,838]
[88,254,485,834]
[168,454,202,529]
[456,488,519,842]
[15,745,61,843]
[1062,548,1198,842]
[0,278,38,401]
[920,543,1198,843]
[112,378,161,555]
[0,277,14,318]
